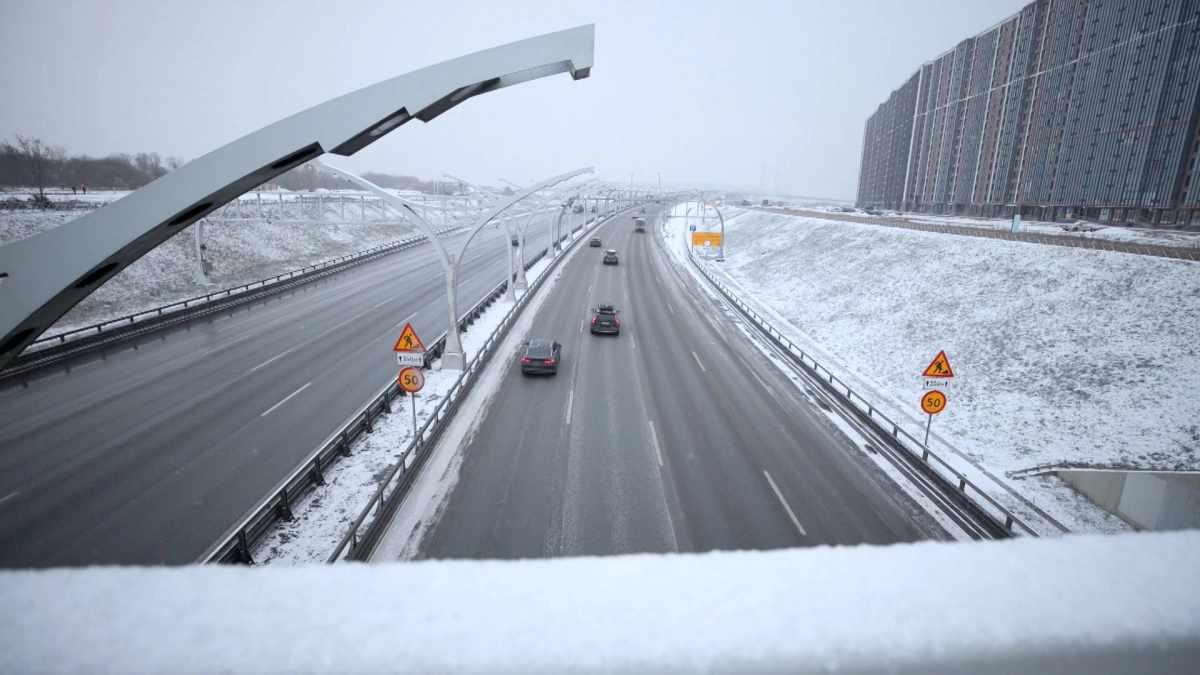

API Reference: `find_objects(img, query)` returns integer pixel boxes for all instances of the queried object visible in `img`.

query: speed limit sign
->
[921,390,946,415]
[398,366,425,393]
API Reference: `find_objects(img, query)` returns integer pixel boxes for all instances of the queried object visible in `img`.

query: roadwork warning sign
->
[392,323,426,353]
[922,350,954,378]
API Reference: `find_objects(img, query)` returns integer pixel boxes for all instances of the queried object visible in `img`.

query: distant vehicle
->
[590,237,602,247]
[640,207,646,214]
[572,203,585,213]
[590,205,597,212]
[1063,221,1099,232]
[762,199,770,207]
[603,249,619,265]
[590,304,620,335]
[520,339,561,375]
[634,217,646,232]
[511,235,520,247]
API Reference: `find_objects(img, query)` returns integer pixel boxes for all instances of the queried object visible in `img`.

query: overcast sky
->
[1,0,1029,200]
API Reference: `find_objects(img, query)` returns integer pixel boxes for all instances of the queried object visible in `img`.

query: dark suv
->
[520,339,561,375]
[590,305,620,335]
[603,249,619,265]
[589,237,602,247]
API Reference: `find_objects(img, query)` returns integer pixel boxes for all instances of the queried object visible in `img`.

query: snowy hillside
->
[676,206,1200,531]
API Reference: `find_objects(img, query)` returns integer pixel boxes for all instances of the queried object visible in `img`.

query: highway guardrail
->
[681,232,1035,537]
[201,208,633,564]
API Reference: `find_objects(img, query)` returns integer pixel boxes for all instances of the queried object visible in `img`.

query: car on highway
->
[590,304,620,335]
[511,235,520,247]
[590,237,602,247]
[520,339,561,375]
[590,205,597,212]
[603,249,619,265]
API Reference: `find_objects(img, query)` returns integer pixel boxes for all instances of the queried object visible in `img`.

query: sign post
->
[919,350,954,446]
[398,366,425,436]
[920,389,946,446]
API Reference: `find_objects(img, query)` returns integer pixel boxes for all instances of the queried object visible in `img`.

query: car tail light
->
[521,357,531,363]
[592,316,597,325]
[614,318,619,327]
[544,359,555,364]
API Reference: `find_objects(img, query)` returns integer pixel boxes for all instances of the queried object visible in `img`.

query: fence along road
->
[0,214,555,568]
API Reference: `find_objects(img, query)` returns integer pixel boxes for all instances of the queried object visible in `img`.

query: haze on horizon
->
[0,0,1028,200]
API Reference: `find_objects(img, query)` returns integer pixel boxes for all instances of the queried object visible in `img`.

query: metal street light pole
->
[317,162,592,369]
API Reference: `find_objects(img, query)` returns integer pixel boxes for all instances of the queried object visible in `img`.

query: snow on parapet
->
[2,532,1198,673]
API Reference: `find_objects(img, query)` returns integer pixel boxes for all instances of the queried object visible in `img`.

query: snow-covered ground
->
[668,203,1200,533]
[795,203,1200,248]
[3,530,1197,673]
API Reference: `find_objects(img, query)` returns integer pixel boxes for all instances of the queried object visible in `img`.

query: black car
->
[520,339,561,375]
[590,304,620,335]
[603,249,619,265]
[511,235,520,247]
[589,237,602,247]
[590,205,598,212]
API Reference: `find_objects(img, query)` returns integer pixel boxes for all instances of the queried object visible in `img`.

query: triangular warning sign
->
[922,350,954,377]
[392,323,426,352]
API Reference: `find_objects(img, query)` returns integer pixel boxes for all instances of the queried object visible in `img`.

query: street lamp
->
[317,162,593,370]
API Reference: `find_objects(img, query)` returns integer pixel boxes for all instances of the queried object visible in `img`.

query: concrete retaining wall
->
[1058,469,1200,531]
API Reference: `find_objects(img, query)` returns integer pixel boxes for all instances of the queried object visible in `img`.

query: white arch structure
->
[0,25,595,373]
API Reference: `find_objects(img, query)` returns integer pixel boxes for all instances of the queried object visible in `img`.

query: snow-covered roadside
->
[795,205,1200,248]
[252,217,608,564]
[0,199,514,338]
[669,204,1200,533]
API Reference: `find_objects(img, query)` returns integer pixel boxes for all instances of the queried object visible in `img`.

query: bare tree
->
[2,135,67,197]
[165,156,186,171]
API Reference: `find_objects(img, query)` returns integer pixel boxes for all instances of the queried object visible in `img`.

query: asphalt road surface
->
[0,209,569,567]
[416,208,947,560]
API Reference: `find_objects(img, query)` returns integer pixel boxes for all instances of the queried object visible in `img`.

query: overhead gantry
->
[0,25,595,373]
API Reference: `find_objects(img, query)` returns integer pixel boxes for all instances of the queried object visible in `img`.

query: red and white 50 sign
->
[398,366,425,393]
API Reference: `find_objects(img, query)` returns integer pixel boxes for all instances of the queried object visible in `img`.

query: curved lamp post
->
[0,24,594,374]
[318,162,592,369]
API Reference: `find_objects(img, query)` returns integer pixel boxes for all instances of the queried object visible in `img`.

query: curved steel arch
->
[0,25,594,372]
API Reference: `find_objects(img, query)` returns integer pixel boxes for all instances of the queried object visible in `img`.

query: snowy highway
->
[387,207,946,561]
[0,213,558,567]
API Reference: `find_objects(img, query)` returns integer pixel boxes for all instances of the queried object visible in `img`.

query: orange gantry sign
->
[922,350,954,378]
[392,322,427,353]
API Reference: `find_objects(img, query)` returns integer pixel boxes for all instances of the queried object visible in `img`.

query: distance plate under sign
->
[397,352,425,367]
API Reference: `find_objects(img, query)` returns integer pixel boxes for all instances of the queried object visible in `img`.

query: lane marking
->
[260,382,312,417]
[566,390,574,425]
[649,421,664,467]
[764,470,808,536]
[631,335,636,350]
[667,302,675,315]
[371,297,393,309]
[691,351,706,372]
[580,319,585,333]
[751,371,768,389]
[0,491,18,505]
[249,348,295,373]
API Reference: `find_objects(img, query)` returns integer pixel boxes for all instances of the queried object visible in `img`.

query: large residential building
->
[856,0,1200,226]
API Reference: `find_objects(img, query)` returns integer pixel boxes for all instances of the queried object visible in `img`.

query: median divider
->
[201,208,635,564]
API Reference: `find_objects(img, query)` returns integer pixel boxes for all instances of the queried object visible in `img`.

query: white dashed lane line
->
[260,382,311,417]
[764,470,808,536]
